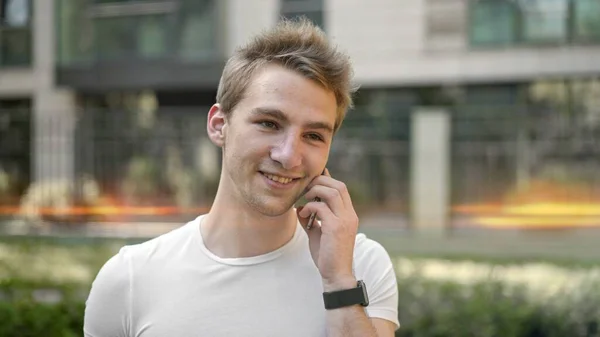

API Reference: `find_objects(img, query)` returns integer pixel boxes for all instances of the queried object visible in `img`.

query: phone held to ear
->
[306,197,320,230]
[306,169,325,230]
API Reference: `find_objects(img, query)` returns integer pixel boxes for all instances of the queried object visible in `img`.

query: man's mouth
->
[259,171,300,185]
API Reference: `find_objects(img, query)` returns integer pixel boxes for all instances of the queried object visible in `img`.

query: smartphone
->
[306,197,320,230]
[306,169,325,230]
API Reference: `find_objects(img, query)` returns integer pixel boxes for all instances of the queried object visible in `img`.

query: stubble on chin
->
[242,187,305,217]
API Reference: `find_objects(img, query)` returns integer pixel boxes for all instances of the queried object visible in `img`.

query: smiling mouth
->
[259,171,300,185]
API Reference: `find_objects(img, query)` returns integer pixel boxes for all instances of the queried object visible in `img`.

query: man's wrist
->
[322,275,357,292]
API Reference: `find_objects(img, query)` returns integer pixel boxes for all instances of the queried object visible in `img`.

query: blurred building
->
[1,0,600,233]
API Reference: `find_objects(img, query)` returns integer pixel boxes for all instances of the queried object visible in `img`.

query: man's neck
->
[200,191,299,259]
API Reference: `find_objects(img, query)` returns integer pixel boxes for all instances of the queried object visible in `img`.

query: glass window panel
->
[574,0,600,42]
[465,85,521,105]
[178,0,216,60]
[280,0,324,30]
[94,14,168,60]
[56,0,93,65]
[520,0,568,43]
[470,1,518,46]
[138,15,168,58]
[93,0,135,3]
[282,11,324,29]
[94,16,136,60]
[0,27,31,66]
[1,0,30,27]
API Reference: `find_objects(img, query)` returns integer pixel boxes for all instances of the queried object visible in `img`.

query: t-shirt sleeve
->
[353,235,400,330]
[84,247,132,337]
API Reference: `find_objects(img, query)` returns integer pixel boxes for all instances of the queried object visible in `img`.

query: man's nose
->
[270,133,302,170]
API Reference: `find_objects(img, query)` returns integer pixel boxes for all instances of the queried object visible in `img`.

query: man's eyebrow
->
[305,121,334,134]
[251,107,288,121]
[251,107,334,134]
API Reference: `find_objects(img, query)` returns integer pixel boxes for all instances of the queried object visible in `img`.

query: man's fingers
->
[306,171,352,207]
[303,185,345,215]
[298,201,336,224]
[296,206,323,246]
[296,206,310,227]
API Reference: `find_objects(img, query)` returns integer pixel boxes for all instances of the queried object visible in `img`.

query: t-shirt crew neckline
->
[194,214,304,266]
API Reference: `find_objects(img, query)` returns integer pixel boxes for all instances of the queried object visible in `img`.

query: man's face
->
[217,64,337,217]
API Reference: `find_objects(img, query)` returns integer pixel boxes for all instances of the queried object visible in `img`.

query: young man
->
[84,18,399,337]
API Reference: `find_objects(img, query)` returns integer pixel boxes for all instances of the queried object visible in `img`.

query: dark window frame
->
[279,0,325,31]
[65,0,218,63]
[468,0,600,48]
[0,0,32,67]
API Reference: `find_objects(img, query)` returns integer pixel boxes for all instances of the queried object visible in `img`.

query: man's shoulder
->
[352,232,395,272]
[354,232,390,258]
[87,216,204,310]
[113,215,203,265]
[353,233,400,330]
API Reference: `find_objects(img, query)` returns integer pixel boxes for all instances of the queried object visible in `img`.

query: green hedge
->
[395,277,600,337]
[0,278,598,337]
[0,280,85,337]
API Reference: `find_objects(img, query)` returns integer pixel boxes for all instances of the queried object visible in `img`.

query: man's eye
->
[306,133,324,142]
[260,121,278,129]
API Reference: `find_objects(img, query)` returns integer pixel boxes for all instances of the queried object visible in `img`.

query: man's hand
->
[297,168,359,290]
[297,169,393,337]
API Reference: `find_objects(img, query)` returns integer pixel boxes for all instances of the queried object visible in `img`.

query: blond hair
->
[216,17,356,132]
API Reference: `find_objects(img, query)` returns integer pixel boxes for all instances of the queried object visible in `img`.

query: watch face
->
[358,280,369,306]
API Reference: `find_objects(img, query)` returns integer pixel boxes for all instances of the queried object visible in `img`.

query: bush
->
[0,300,84,337]
[395,276,600,337]
[0,280,85,337]
[0,277,599,336]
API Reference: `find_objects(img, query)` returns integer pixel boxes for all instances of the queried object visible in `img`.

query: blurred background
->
[1,0,600,336]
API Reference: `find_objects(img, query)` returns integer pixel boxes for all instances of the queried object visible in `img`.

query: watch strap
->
[322,280,369,310]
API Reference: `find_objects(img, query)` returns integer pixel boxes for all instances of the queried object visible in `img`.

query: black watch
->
[322,280,369,310]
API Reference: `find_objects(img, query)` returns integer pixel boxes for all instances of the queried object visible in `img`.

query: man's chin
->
[262,205,296,217]
[253,199,298,217]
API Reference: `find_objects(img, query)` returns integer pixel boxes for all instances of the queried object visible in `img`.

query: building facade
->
[1,0,599,232]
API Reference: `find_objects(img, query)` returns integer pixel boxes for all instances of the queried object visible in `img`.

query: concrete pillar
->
[32,0,76,183]
[33,91,76,183]
[410,108,451,235]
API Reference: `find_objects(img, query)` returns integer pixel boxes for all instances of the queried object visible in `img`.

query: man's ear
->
[207,104,228,147]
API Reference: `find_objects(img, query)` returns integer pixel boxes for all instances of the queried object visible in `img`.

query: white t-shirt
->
[84,214,399,337]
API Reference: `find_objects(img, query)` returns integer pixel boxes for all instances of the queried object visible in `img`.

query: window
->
[469,0,600,47]
[177,0,216,59]
[0,0,31,67]
[63,0,218,62]
[521,0,569,43]
[1,0,30,26]
[470,1,519,46]
[280,0,324,31]
[574,0,600,42]
[93,0,138,3]
[94,14,169,60]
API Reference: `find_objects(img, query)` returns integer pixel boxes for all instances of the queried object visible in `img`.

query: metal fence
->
[73,108,216,217]
[0,107,411,234]
[450,104,600,231]
[0,108,31,208]
[2,103,600,235]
